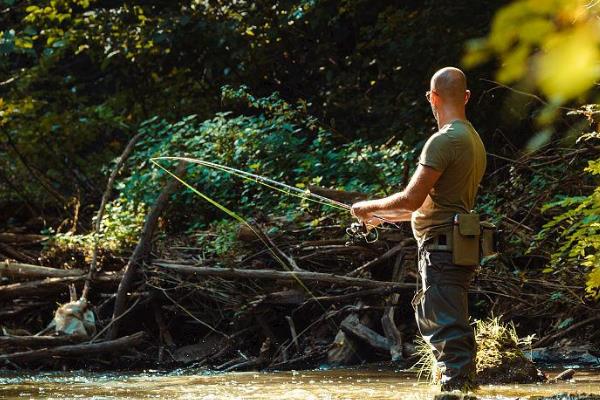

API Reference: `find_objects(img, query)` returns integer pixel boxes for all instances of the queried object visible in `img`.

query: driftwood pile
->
[0,210,421,370]
[0,201,587,372]
[1,137,599,371]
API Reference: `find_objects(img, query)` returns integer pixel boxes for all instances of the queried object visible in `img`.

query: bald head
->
[431,67,468,105]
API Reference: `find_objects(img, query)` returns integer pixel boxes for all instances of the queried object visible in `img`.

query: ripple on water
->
[0,368,599,400]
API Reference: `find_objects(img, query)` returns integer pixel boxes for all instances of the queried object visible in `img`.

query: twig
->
[533,315,600,348]
[346,240,414,277]
[285,316,300,353]
[82,131,143,301]
[89,297,141,343]
[151,284,230,339]
[479,78,576,112]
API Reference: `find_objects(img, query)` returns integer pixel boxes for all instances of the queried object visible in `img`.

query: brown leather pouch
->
[452,212,480,266]
[480,221,498,257]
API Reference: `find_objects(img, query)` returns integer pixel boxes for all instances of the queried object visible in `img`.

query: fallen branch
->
[346,239,415,277]
[533,315,600,349]
[153,261,415,289]
[0,331,145,363]
[0,261,84,280]
[252,224,302,271]
[0,335,85,350]
[109,162,186,339]
[0,273,120,299]
[341,313,392,352]
[0,243,37,264]
[0,233,47,244]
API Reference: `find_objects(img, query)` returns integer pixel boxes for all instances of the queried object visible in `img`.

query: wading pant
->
[413,248,477,381]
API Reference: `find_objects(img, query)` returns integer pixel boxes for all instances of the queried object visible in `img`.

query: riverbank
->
[1,129,599,374]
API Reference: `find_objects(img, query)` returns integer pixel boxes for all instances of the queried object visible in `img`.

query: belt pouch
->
[452,212,480,266]
[480,221,498,257]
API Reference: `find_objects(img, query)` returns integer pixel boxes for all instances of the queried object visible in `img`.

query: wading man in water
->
[351,66,486,392]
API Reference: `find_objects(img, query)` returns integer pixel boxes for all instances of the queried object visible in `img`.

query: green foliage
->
[464,0,600,127]
[193,219,240,261]
[49,195,146,256]
[0,0,506,213]
[535,106,600,299]
[538,160,600,299]
[118,86,414,227]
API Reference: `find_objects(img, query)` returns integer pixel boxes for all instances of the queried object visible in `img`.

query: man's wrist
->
[366,199,383,214]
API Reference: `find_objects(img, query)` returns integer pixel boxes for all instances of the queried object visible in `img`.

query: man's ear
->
[464,89,471,105]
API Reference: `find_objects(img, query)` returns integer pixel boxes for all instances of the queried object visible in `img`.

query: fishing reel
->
[345,222,379,246]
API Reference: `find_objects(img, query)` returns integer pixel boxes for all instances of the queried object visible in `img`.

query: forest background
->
[0,0,599,367]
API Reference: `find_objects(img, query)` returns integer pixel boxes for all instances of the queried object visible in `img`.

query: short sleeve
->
[418,132,454,172]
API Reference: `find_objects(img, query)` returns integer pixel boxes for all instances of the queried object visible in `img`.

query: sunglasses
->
[425,90,438,102]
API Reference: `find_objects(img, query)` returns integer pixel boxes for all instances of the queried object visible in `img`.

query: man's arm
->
[351,165,442,223]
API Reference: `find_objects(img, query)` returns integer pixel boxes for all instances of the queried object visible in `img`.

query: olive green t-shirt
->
[411,119,486,245]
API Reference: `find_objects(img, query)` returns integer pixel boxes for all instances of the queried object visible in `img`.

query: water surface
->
[1,368,599,399]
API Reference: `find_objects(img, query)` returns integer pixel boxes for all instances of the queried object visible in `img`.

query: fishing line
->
[152,156,401,242]
[154,156,350,211]
[151,158,368,362]
[150,159,329,310]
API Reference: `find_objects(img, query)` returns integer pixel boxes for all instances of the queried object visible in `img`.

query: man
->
[351,66,486,392]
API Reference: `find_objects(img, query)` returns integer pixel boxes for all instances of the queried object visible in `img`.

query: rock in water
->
[474,318,546,384]
[434,395,477,400]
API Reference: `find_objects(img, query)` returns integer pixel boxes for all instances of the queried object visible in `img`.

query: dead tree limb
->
[0,243,37,264]
[252,224,302,271]
[0,273,120,299]
[341,313,392,352]
[0,233,46,244]
[0,331,145,363]
[109,162,185,339]
[0,262,84,280]
[82,131,144,301]
[533,315,600,349]
[153,262,416,289]
[381,252,406,361]
[0,335,85,350]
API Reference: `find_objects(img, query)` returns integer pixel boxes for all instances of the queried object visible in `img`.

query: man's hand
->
[351,200,384,232]
[350,200,378,222]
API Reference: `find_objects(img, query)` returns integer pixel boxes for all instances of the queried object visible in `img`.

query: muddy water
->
[1,368,599,399]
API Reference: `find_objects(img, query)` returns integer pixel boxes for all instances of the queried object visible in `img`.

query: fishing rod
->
[151,157,382,362]
[152,156,402,243]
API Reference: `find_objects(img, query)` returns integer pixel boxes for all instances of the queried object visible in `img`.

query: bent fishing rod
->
[151,156,403,243]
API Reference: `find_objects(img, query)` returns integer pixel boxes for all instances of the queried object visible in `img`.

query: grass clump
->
[475,317,544,384]
[413,317,545,385]
[412,335,441,384]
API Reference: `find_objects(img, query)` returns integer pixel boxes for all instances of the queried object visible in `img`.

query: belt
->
[422,232,452,252]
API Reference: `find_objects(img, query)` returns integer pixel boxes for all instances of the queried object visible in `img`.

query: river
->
[1,368,599,399]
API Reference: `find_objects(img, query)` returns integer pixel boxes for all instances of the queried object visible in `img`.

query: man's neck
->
[436,109,467,129]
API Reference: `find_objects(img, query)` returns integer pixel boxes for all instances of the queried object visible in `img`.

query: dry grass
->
[412,317,537,385]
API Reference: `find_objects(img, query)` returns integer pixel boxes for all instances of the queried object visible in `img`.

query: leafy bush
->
[535,106,600,299]
[117,86,415,228]
[49,195,146,257]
